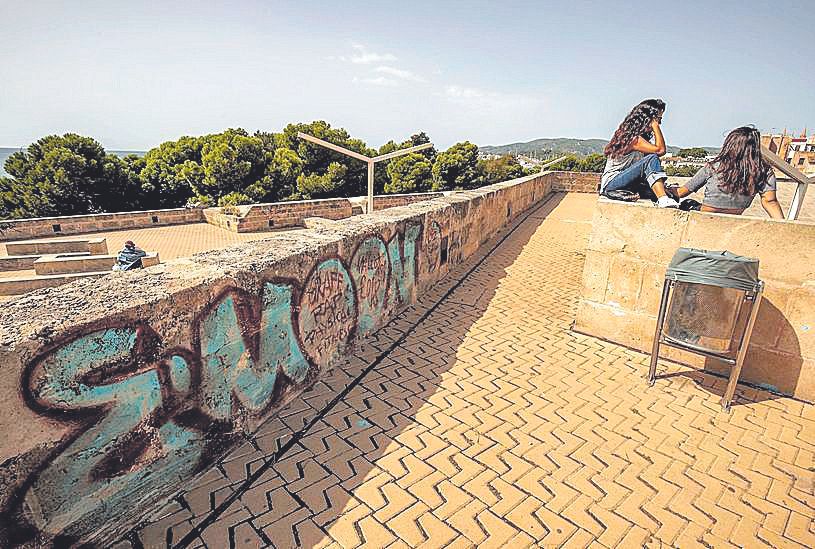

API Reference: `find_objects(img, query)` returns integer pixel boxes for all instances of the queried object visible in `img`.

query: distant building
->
[762,130,815,177]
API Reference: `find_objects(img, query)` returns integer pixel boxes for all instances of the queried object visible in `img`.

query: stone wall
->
[203,198,354,232]
[0,208,204,242]
[574,198,815,401]
[0,187,568,244]
[203,193,444,232]
[548,170,600,193]
[0,171,556,547]
[372,192,445,211]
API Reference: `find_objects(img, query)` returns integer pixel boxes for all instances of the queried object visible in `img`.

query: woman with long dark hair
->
[601,98,679,208]
[668,126,784,219]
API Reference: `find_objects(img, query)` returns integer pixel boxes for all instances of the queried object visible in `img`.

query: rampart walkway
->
[127,193,814,549]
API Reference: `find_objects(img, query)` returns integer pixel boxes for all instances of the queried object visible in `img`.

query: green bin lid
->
[666,248,760,291]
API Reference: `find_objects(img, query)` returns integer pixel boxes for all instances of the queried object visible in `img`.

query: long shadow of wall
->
[134,193,567,548]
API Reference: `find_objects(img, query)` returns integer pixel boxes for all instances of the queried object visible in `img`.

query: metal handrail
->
[761,145,814,221]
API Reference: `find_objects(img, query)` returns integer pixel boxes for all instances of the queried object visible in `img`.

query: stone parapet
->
[574,198,815,401]
[0,209,204,242]
[0,171,556,547]
[548,171,600,193]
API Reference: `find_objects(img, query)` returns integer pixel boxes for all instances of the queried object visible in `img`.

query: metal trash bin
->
[647,248,763,411]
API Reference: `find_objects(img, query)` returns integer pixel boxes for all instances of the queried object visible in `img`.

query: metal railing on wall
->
[761,145,813,221]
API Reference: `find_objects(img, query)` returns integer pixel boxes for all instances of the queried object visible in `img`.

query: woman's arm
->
[631,119,667,156]
[667,165,709,200]
[760,191,785,220]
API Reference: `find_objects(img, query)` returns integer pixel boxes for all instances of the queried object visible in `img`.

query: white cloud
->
[445,85,486,99]
[375,66,425,82]
[353,76,398,87]
[442,84,545,115]
[348,44,397,65]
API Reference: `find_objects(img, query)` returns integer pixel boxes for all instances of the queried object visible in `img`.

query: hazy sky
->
[1,0,812,150]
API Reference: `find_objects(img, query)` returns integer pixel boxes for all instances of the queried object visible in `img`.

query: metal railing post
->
[367,161,374,214]
[297,132,433,214]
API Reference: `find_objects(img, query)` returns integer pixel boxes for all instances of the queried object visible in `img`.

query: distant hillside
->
[479,138,719,157]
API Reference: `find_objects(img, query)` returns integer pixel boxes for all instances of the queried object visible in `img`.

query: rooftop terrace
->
[118,193,814,549]
[0,173,812,549]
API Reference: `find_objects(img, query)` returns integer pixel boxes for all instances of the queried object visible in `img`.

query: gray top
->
[666,247,760,292]
[685,163,776,210]
[600,150,643,190]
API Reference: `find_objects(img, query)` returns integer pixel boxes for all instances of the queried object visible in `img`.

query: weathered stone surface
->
[0,172,557,548]
[575,198,815,401]
[683,212,815,284]
[0,209,203,242]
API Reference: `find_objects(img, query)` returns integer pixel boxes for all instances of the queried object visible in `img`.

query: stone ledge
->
[575,198,815,401]
[0,171,555,547]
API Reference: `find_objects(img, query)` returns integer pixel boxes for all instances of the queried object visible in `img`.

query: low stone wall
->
[548,170,600,193]
[203,198,351,232]
[0,171,557,547]
[6,237,108,256]
[0,255,43,272]
[32,252,160,276]
[373,192,445,210]
[574,198,815,401]
[0,209,204,242]
[204,193,444,232]
[0,271,109,295]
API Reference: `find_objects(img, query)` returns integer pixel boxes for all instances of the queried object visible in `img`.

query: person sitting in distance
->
[667,126,784,219]
[601,98,679,208]
[112,240,147,271]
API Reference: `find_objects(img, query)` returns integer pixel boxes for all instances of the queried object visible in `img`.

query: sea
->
[0,147,145,176]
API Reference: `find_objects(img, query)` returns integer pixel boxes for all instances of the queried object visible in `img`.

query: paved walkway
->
[1,222,275,262]
[126,193,814,549]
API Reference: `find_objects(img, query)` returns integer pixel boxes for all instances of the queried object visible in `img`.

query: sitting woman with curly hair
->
[668,126,784,219]
[601,98,679,208]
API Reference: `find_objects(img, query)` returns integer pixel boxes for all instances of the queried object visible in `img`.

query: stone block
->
[783,286,815,359]
[574,299,653,350]
[579,250,611,303]
[682,213,815,284]
[588,200,687,264]
[636,263,667,316]
[33,252,159,275]
[0,255,40,271]
[604,255,644,309]
[576,196,815,400]
[0,270,108,295]
[750,285,792,351]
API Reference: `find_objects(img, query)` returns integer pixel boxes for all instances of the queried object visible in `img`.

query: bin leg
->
[721,291,763,411]
[648,279,672,386]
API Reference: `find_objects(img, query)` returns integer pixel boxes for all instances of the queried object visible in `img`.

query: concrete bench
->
[0,252,90,272]
[6,237,108,256]
[33,252,160,275]
[0,271,109,295]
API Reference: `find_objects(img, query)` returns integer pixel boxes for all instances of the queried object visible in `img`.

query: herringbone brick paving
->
[127,193,815,549]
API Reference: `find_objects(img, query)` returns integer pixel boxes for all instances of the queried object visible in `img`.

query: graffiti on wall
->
[3,223,426,547]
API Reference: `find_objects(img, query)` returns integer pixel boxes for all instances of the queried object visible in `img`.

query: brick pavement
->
[125,192,815,549]
[1,222,278,261]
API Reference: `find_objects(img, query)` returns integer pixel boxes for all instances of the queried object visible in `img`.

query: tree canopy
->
[0,134,144,218]
[1,123,535,220]
[432,141,483,190]
[678,147,708,158]
[543,153,606,173]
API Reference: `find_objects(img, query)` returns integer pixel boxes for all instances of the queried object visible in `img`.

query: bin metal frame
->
[647,278,764,411]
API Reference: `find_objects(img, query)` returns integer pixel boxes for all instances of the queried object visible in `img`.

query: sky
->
[1,0,812,151]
